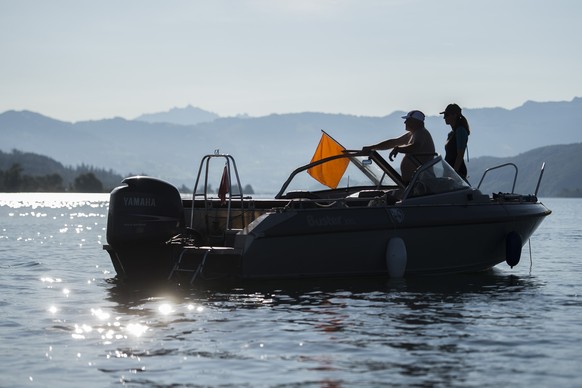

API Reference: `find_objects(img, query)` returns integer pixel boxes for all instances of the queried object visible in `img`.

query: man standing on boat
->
[362,110,435,184]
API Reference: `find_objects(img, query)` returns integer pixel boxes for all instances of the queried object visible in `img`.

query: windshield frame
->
[402,155,472,200]
[275,150,405,199]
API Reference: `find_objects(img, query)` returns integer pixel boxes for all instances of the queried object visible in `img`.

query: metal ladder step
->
[168,246,237,284]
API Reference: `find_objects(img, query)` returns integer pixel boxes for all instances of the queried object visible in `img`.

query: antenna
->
[534,162,546,197]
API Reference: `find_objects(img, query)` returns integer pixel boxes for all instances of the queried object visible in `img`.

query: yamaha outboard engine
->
[106,176,185,279]
[107,176,184,245]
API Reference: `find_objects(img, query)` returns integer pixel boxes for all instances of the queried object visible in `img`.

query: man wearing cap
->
[362,110,435,184]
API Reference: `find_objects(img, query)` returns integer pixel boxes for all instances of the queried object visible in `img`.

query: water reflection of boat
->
[103,139,551,284]
[105,269,540,312]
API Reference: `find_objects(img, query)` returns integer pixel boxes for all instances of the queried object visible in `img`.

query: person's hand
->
[389,146,399,161]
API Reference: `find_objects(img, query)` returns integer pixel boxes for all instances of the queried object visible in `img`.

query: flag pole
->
[321,129,382,186]
[320,129,345,149]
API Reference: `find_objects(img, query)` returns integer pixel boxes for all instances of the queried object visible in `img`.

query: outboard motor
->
[106,176,185,247]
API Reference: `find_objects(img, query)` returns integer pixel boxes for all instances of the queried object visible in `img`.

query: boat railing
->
[190,153,246,234]
[476,163,518,193]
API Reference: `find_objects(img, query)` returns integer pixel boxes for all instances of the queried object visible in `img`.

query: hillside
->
[0,149,124,191]
[0,98,581,195]
[466,143,582,197]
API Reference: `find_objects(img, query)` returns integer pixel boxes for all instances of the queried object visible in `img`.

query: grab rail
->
[191,152,246,231]
[476,163,518,193]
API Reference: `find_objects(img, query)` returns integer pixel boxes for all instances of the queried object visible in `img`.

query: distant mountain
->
[135,105,219,125]
[0,98,581,195]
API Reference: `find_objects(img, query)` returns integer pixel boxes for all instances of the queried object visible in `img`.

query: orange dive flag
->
[307,132,349,189]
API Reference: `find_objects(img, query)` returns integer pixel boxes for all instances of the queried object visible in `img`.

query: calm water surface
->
[0,194,580,387]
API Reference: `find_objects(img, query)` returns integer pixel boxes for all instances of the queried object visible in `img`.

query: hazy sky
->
[1,0,580,122]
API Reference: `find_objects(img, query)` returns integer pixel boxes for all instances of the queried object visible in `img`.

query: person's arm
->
[454,128,469,170]
[395,131,421,154]
[363,133,410,151]
[453,151,465,171]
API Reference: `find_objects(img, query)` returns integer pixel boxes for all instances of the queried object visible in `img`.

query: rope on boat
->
[528,238,533,275]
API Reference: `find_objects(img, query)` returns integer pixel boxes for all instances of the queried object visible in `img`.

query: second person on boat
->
[440,103,471,180]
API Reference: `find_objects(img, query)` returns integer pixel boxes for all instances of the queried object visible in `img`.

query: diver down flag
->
[218,165,229,205]
[307,132,349,189]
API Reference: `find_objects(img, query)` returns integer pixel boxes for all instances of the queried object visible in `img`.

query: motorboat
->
[103,136,551,283]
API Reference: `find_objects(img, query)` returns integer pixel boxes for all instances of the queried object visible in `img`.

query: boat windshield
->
[403,156,471,199]
[276,152,399,198]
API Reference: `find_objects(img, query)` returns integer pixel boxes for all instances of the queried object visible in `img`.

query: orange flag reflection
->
[307,132,349,189]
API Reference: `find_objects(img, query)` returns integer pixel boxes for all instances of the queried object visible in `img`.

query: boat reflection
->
[105,267,541,313]
[101,269,543,386]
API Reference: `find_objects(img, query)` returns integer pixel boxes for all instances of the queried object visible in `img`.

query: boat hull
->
[234,202,548,279]
[105,200,550,282]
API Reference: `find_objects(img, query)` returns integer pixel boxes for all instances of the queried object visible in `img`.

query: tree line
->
[0,149,124,192]
[0,149,258,194]
[0,163,105,192]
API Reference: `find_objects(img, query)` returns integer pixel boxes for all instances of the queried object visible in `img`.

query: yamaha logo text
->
[123,196,157,207]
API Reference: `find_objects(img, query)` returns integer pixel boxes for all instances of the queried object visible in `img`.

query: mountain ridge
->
[1,143,579,197]
[135,105,220,125]
[1,97,581,196]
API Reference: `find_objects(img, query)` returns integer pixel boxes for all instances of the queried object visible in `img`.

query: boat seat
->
[282,190,320,200]
[411,177,459,197]
[367,190,401,207]
[353,189,386,198]
[342,189,400,207]
[286,198,326,209]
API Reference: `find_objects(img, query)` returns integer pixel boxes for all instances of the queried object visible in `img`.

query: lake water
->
[0,194,580,387]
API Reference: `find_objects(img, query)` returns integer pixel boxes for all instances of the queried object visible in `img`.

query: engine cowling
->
[106,176,185,247]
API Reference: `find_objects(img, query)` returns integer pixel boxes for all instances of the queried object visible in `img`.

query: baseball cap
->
[401,110,425,122]
[440,103,462,115]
